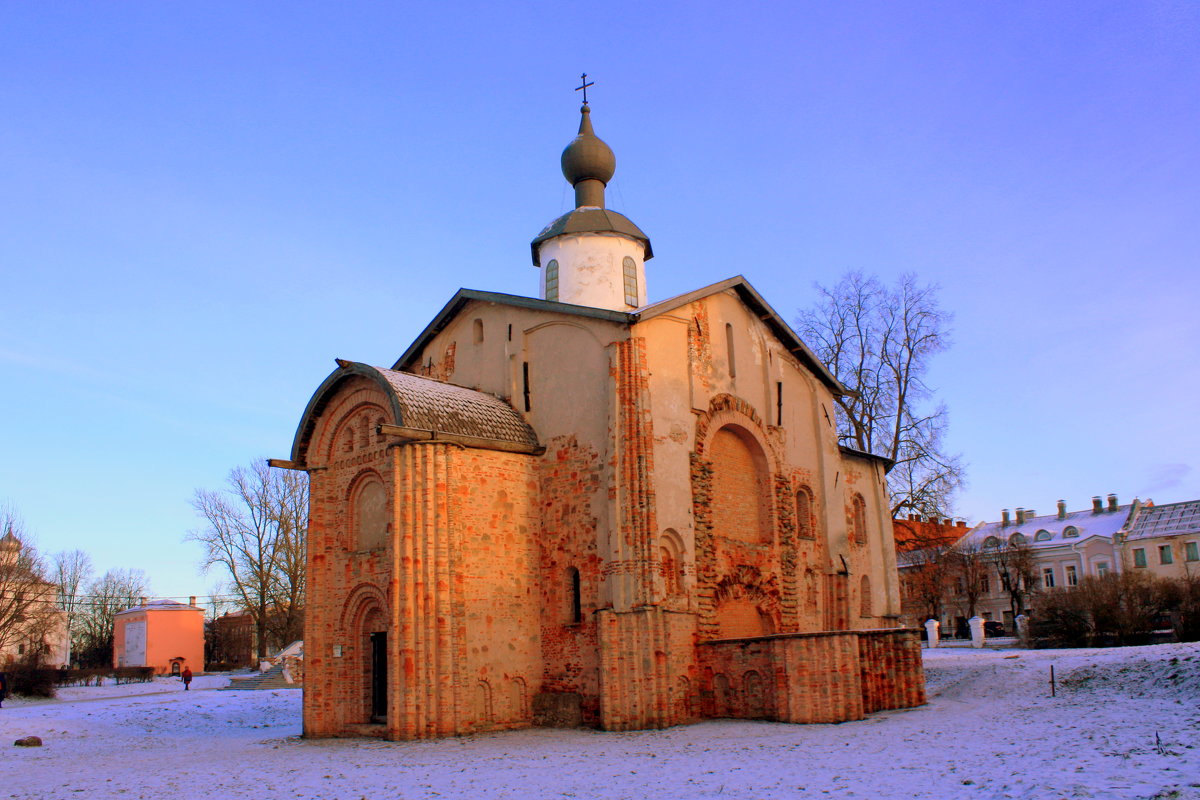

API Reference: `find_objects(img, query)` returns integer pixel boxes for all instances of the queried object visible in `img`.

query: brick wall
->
[692,396,784,641]
[537,434,603,725]
[699,628,924,724]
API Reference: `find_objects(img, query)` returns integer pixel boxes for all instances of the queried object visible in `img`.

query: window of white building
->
[1065,565,1078,587]
[1159,545,1173,565]
[1042,567,1055,588]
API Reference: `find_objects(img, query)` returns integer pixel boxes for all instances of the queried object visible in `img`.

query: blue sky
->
[2,2,1197,602]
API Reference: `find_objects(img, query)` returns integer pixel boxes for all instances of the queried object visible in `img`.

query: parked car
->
[984,620,1006,637]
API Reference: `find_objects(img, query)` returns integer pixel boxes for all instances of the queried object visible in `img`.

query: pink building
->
[113,598,204,675]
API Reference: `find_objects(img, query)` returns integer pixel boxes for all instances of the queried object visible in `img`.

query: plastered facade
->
[285,279,924,740]
[112,600,204,675]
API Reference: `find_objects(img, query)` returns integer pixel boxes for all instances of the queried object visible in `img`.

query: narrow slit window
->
[622,256,638,307]
[522,361,531,411]
[473,318,484,344]
[568,567,582,624]
[545,259,559,302]
[776,381,783,425]
[725,323,736,378]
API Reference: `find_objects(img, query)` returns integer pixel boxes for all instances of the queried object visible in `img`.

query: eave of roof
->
[635,276,845,395]
[839,445,895,473]
[394,289,631,372]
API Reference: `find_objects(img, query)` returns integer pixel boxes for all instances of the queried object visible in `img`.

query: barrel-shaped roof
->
[290,361,538,465]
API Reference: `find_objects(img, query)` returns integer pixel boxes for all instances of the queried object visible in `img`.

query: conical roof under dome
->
[530,104,652,268]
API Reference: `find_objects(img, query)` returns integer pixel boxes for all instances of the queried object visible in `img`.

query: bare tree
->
[903,544,955,624]
[189,459,308,659]
[75,568,150,667]
[797,272,965,518]
[988,539,1039,620]
[51,549,93,665]
[0,506,61,663]
[949,539,989,619]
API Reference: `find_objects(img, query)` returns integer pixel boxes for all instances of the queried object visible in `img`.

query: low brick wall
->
[699,628,924,724]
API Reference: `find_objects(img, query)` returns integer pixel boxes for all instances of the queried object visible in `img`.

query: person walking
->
[0,671,8,707]
[181,666,192,691]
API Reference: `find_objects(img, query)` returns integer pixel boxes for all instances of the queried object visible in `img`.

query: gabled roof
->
[393,277,844,396]
[1124,500,1200,541]
[290,360,539,465]
[393,289,631,372]
[636,276,845,395]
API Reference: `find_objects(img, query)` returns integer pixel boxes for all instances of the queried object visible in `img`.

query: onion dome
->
[561,105,616,195]
[0,527,21,553]
[530,104,652,266]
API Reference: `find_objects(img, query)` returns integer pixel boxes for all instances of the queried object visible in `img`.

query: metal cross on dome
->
[575,73,594,105]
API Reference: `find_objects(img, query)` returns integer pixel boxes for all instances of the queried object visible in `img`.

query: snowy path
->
[3,643,1198,800]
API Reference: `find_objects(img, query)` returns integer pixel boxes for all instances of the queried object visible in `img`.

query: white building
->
[944,496,1134,632]
[0,529,69,667]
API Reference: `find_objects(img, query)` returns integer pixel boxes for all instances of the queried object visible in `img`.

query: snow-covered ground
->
[3,643,1198,800]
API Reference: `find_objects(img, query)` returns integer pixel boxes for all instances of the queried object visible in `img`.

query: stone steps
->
[224,663,298,691]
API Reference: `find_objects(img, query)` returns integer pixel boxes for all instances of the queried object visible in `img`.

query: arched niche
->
[349,472,388,551]
[714,596,775,639]
[320,398,392,466]
[795,485,816,540]
[659,528,686,598]
[709,425,773,545]
[850,493,868,546]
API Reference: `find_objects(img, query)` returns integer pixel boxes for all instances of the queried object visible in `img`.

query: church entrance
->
[370,631,388,723]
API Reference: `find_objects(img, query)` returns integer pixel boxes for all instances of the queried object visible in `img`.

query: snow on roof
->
[1124,499,1200,541]
[115,599,202,615]
[959,505,1133,550]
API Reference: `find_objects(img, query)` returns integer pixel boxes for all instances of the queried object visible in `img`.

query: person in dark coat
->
[181,667,193,691]
[0,671,8,707]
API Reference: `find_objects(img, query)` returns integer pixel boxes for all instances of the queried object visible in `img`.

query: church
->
[273,94,925,740]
